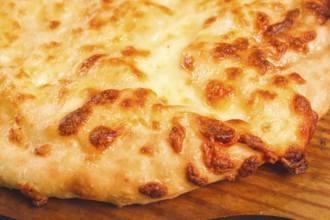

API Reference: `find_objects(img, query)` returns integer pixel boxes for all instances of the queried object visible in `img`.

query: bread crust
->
[0,0,329,206]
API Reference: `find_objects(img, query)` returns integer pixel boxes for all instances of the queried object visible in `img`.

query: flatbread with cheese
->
[0,0,329,206]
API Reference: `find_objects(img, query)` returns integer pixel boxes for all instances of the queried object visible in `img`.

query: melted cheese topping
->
[0,0,329,206]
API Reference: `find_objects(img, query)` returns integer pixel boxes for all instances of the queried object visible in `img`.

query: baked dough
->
[0,0,329,206]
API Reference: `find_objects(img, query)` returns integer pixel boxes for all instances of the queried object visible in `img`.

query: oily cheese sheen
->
[0,0,329,206]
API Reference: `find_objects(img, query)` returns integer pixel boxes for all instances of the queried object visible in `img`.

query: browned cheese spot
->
[104,58,146,79]
[16,93,36,102]
[89,126,121,150]
[269,39,288,58]
[212,38,249,59]
[88,17,107,29]
[287,31,316,52]
[88,89,119,105]
[305,1,330,24]
[292,94,318,141]
[186,163,208,186]
[42,41,61,50]
[182,54,195,72]
[79,54,105,76]
[49,20,61,30]
[15,113,25,126]
[238,156,260,177]
[256,12,269,31]
[265,9,300,36]
[205,80,233,104]
[288,72,306,85]
[249,89,277,105]
[225,67,242,80]
[34,144,51,157]
[280,146,307,174]
[248,49,273,75]
[85,88,101,100]
[121,46,150,57]
[120,88,149,108]
[140,146,154,155]
[8,127,23,144]
[145,2,173,15]
[272,75,289,87]
[203,16,217,28]
[58,106,92,136]
[239,133,277,163]
[139,182,168,198]
[152,121,160,130]
[202,142,235,175]
[197,116,238,146]
[254,90,278,100]
[19,183,48,206]
[168,120,186,153]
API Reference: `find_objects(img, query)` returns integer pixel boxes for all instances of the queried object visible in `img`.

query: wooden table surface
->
[0,111,329,220]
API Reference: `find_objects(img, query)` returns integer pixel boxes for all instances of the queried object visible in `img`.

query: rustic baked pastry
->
[0,0,329,206]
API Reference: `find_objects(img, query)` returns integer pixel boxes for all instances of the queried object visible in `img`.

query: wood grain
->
[0,111,329,220]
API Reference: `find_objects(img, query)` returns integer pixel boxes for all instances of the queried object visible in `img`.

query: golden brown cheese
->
[0,0,329,207]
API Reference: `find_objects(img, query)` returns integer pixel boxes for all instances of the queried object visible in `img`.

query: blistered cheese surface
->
[0,0,329,206]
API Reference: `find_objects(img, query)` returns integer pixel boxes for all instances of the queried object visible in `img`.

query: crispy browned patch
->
[287,31,317,52]
[89,126,121,150]
[88,89,119,105]
[212,38,249,59]
[280,146,308,174]
[225,67,242,80]
[58,106,92,136]
[269,39,288,58]
[79,54,105,76]
[145,1,173,15]
[41,41,61,50]
[265,9,300,36]
[121,46,150,57]
[203,16,217,28]
[106,58,146,79]
[139,182,168,198]
[88,17,107,29]
[140,146,154,155]
[305,1,330,24]
[186,163,208,186]
[15,113,25,125]
[49,20,61,30]
[248,49,273,75]
[254,90,278,100]
[205,80,233,104]
[168,120,186,153]
[292,94,318,141]
[19,183,48,206]
[8,127,23,144]
[272,75,289,87]
[239,133,277,163]
[238,156,260,177]
[197,116,238,146]
[202,142,235,175]
[120,89,149,108]
[34,144,51,157]
[256,12,269,31]
[16,93,36,102]
[152,121,160,130]
[182,54,194,72]
[288,72,306,85]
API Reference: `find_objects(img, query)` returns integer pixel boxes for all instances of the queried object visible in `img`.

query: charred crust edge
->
[280,146,308,174]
